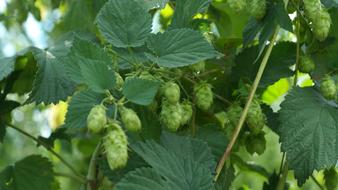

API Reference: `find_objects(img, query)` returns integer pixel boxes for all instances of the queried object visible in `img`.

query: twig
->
[311,175,325,190]
[276,160,288,190]
[214,26,280,181]
[86,142,103,190]
[6,123,85,181]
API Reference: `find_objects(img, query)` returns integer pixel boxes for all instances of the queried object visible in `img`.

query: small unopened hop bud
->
[87,105,107,134]
[299,56,315,73]
[119,107,142,132]
[104,122,128,170]
[194,82,213,111]
[163,82,180,104]
[160,100,183,132]
[320,75,337,100]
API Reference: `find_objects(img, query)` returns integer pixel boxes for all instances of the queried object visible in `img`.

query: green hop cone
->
[320,75,337,100]
[180,100,193,125]
[104,122,128,170]
[304,0,331,41]
[246,99,266,134]
[190,61,205,73]
[324,167,338,190]
[248,0,267,20]
[215,111,233,137]
[160,100,183,132]
[299,56,315,73]
[245,132,266,155]
[139,71,157,81]
[227,0,247,12]
[87,105,107,134]
[119,107,142,132]
[163,82,180,104]
[227,103,243,126]
[194,82,213,111]
[115,72,124,90]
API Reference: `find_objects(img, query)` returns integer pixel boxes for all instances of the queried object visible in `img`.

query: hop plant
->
[190,61,205,73]
[115,72,124,90]
[299,55,315,73]
[227,0,247,12]
[227,103,243,126]
[194,82,213,111]
[215,111,233,137]
[320,75,337,100]
[248,0,267,20]
[304,0,331,41]
[160,100,183,132]
[119,106,141,132]
[245,132,266,155]
[180,100,193,125]
[162,82,181,104]
[246,99,266,134]
[324,167,338,190]
[87,105,107,134]
[104,122,128,170]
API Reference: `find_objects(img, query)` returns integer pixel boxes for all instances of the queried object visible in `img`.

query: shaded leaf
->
[122,78,160,105]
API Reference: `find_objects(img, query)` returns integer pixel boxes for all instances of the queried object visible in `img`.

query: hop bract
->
[119,107,141,132]
[162,82,181,104]
[320,75,336,100]
[104,122,128,170]
[115,72,124,90]
[246,99,266,134]
[227,103,243,126]
[180,100,193,125]
[299,56,315,73]
[87,105,107,134]
[194,82,213,111]
[245,132,266,155]
[160,100,183,132]
[190,61,205,73]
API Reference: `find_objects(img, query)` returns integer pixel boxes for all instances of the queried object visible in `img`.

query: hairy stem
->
[86,142,103,190]
[7,123,85,181]
[214,26,280,181]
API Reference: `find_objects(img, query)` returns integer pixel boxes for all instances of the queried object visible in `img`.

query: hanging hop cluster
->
[320,75,336,100]
[299,55,315,73]
[227,0,267,20]
[303,0,331,41]
[159,82,193,131]
[103,122,128,170]
[87,105,107,134]
[119,106,142,132]
[194,82,213,111]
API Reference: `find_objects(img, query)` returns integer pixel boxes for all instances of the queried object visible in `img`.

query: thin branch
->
[311,175,325,190]
[214,26,280,181]
[276,160,288,190]
[86,142,103,190]
[6,123,85,181]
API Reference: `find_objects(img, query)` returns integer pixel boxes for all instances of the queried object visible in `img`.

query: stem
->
[311,175,325,190]
[86,142,102,190]
[54,172,87,184]
[6,123,85,181]
[293,2,301,86]
[214,26,280,181]
[276,161,288,190]
[278,152,286,176]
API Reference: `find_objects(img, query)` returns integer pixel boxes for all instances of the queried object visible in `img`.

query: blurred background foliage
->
[0,0,333,189]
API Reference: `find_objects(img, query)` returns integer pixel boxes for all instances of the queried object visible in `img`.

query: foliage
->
[0,0,338,189]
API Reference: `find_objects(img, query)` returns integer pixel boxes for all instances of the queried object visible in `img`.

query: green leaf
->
[37,128,70,149]
[278,87,338,185]
[64,90,105,128]
[170,0,211,29]
[115,167,174,190]
[130,132,215,189]
[96,0,152,48]
[122,78,160,105]
[80,59,115,93]
[0,100,21,115]
[0,57,16,81]
[0,120,6,143]
[215,165,235,190]
[0,155,54,190]
[28,45,75,104]
[146,29,219,68]
[136,0,168,10]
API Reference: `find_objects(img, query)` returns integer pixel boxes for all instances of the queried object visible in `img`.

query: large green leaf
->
[0,57,15,81]
[115,167,174,190]
[129,132,215,189]
[96,0,152,48]
[146,29,219,68]
[122,78,160,105]
[28,44,75,104]
[170,0,211,29]
[136,0,168,10]
[64,90,105,128]
[80,59,115,93]
[0,155,54,190]
[278,87,338,185]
